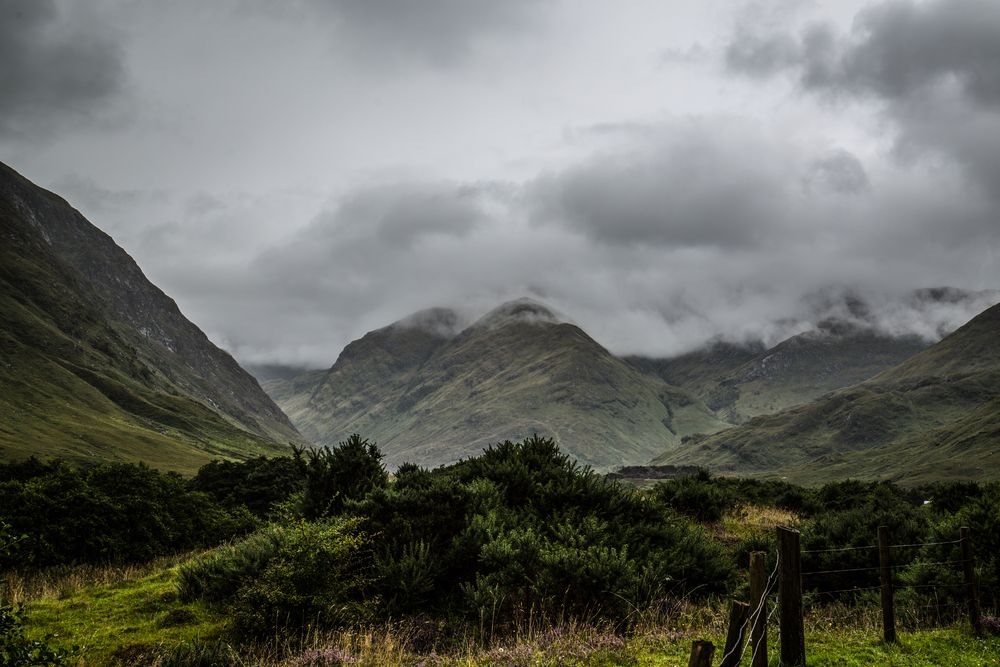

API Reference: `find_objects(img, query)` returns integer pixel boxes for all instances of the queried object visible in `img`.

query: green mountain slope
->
[629,322,928,425]
[267,299,728,470]
[0,162,301,473]
[653,302,1000,484]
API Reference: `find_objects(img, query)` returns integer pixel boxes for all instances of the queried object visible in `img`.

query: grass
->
[18,563,226,665]
[16,557,1000,666]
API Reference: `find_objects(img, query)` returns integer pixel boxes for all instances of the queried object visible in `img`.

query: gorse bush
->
[0,462,256,568]
[177,525,287,604]
[229,519,372,637]
[178,518,372,637]
[296,435,388,520]
[351,436,733,629]
[190,456,303,518]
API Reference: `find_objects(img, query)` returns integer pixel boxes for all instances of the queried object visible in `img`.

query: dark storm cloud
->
[335,183,497,247]
[531,122,796,249]
[0,0,125,139]
[725,0,1000,197]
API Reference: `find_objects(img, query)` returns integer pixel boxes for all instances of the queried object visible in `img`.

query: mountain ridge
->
[0,161,302,473]
[650,300,1000,483]
[265,298,727,470]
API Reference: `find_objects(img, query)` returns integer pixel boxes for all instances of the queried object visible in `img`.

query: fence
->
[685,525,984,667]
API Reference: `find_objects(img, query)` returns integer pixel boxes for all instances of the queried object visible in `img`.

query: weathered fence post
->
[687,639,715,667]
[878,525,897,643]
[720,600,749,667]
[749,550,769,667]
[778,526,805,666]
[960,526,983,636]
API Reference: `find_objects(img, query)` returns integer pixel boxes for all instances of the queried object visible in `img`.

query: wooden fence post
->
[778,526,805,667]
[878,525,897,643]
[960,526,983,636]
[687,639,714,667]
[749,550,768,667]
[720,600,749,667]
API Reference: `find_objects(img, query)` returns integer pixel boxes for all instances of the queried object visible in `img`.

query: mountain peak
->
[472,297,564,330]
[390,307,466,339]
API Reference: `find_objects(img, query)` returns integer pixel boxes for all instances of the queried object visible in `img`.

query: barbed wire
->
[717,550,781,667]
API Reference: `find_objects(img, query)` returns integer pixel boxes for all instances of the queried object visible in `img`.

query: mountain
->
[652,301,1000,484]
[264,298,728,470]
[0,162,301,473]
[629,322,928,424]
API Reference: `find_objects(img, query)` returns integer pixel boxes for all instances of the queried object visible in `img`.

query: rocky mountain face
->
[0,162,301,473]
[264,298,728,470]
[652,301,1000,484]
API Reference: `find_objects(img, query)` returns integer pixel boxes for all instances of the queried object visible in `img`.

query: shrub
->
[296,435,388,520]
[0,463,256,568]
[177,525,287,604]
[354,436,733,628]
[229,519,373,637]
[190,456,303,517]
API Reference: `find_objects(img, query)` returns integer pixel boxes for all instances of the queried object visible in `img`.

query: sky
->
[3,0,1000,367]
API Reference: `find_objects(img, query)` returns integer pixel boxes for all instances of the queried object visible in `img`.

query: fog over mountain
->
[3,0,999,367]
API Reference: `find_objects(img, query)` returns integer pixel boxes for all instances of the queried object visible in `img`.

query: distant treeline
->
[1,439,997,640]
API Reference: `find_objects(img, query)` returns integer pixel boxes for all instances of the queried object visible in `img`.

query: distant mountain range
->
[260,288,999,473]
[5,160,996,482]
[262,299,728,470]
[651,300,1000,484]
[626,321,928,424]
[0,162,301,473]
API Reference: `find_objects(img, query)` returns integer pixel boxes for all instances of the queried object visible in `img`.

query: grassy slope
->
[267,304,728,471]
[0,165,294,474]
[655,303,1000,484]
[629,327,927,426]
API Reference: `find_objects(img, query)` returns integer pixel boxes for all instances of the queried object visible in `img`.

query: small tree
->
[297,435,388,519]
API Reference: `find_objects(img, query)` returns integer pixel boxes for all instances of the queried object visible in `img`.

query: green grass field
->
[17,560,999,666]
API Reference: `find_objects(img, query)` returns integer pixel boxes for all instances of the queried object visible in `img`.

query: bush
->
[177,525,287,604]
[229,519,373,637]
[190,456,303,517]
[0,462,256,568]
[653,472,734,522]
[353,436,733,629]
[296,435,388,520]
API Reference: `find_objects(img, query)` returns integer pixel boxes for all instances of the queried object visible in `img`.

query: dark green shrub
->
[0,462,256,568]
[191,456,303,517]
[177,525,287,604]
[802,483,928,596]
[354,436,733,628]
[653,473,733,523]
[297,435,388,519]
[230,518,373,637]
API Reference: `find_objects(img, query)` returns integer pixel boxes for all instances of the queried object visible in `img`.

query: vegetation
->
[4,438,999,665]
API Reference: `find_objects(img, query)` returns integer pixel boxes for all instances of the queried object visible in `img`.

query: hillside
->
[628,321,928,425]
[266,299,728,470]
[0,162,301,473]
[652,302,1000,484]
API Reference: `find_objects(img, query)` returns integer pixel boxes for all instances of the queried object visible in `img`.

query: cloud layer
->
[4,0,1000,368]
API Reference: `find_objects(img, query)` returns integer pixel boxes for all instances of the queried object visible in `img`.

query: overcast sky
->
[3,0,1000,367]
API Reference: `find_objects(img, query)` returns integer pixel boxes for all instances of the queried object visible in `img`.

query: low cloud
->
[143,117,1000,367]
